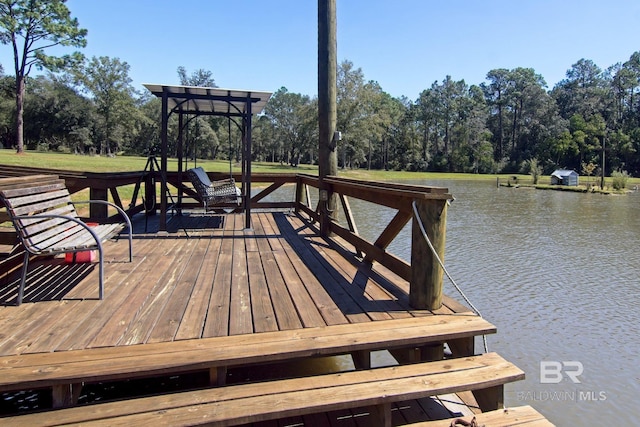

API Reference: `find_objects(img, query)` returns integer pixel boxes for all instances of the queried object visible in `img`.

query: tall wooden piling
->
[410,198,448,310]
[318,0,338,237]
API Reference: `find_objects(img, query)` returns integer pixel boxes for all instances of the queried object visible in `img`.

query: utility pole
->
[600,135,605,189]
[318,0,338,237]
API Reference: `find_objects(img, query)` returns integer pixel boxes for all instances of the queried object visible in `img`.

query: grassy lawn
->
[1,149,638,187]
[0,149,511,181]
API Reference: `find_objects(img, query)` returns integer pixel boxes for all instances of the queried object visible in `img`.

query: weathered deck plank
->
[174,235,222,340]
[202,220,234,338]
[147,237,211,343]
[0,210,482,358]
[248,249,279,333]
[84,235,185,349]
[276,213,372,324]
[230,218,252,336]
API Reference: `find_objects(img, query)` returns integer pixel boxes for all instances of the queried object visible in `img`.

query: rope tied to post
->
[412,200,489,354]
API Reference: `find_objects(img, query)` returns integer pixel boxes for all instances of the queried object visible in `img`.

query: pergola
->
[143,84,272,230]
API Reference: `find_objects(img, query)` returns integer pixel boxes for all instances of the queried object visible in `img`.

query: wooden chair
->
[186,167,241,210]
[0,178,132,305]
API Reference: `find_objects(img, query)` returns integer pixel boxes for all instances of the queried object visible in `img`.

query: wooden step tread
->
[405,405,554,426]
[0,352,524,426]
[0,315,495,392]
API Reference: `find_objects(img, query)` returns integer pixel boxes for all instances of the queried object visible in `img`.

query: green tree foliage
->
[0,0,86,153]
[2,31,640,178]
[416,77,493,172]
[0,64,16,147]
[176,66,221,162]
[125,95,160,157]
[177,66,216,88]
[611,170,630,190]
[483,68,563,172]
[263,87,317,166]
[73,56,138,155]
[336,60,367,169]
[524,158,543,184]
[365,89,403,170]
[24,74,92,152]
[336,61,417,170]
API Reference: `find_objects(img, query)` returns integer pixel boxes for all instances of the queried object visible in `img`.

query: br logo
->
[540,361,583,384]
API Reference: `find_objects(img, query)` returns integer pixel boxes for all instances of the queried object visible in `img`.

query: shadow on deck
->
[0,210,518,425]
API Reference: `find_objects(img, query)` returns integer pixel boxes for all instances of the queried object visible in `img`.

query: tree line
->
[1,1,639,177]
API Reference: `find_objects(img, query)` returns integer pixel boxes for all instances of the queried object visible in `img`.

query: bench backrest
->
[0,180,84,253]
[187,167,239,203]
[188,167,212,188]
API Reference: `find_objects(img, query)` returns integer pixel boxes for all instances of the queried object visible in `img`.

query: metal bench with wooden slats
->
[0,177,133,305]
[0,352,525,427]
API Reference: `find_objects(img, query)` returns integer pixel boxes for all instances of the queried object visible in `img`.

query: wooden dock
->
[0,170,550,425]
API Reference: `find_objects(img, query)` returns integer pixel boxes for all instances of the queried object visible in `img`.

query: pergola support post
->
[244,98,253,230]
[159,89,169,231]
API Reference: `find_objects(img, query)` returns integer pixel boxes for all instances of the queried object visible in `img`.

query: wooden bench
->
[0,315,496,408]
[406,405,554,427]
[0,177,133,305]
[0,352,525,427]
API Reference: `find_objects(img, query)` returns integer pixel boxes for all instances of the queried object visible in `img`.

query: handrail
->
[293,175,455,284]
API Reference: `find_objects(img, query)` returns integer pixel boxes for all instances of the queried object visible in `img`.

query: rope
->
[411,200,489,354]
[449,416,478,427]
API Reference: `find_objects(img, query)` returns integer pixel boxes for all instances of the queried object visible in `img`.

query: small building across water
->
[551,169,579,186]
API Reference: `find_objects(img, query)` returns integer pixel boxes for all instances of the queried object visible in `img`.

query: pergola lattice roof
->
[143,84,271,117]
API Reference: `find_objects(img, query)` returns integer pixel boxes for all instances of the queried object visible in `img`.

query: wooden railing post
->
[89,187,108,219]
[410,198,448,310]
[295,176,304,213]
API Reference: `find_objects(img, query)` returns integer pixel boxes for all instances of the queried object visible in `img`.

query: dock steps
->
[0,315,495,407]
[0,352,524,426]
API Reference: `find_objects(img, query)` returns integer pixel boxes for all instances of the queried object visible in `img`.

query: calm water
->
[347,180,640,425]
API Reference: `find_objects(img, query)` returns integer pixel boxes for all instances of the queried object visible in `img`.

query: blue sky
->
[2,0,640,99]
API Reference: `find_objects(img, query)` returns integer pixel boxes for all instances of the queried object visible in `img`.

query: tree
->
[336,61,395,169]
[0,0,86,153]
[552,59,608,120]
[483,68,510,161]
[0,63,16,147]
[336,60,366,168]
[176,66,219,160]
[23,73,93,152]
[263,87,317,166]
[524,158,543,184]
[74,56,137,155]
[365,88,403,170]
[177,66,217,88]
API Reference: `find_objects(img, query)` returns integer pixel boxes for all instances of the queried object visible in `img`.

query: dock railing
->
[295,174,454,310]
[1,165,454,311]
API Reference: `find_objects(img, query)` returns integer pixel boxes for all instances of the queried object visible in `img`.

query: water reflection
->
[346,181,639,425]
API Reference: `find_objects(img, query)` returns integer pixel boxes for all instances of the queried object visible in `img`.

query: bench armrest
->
[73,200,133,261]
[73,200,133,232]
